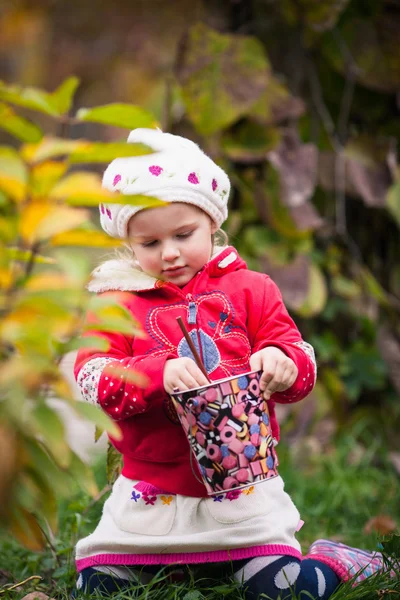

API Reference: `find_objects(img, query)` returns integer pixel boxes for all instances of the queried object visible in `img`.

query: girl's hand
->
[250,347,298,400]
[163,357,209,394]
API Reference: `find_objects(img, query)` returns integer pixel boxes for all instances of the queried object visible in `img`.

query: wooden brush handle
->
[176,316,211,383]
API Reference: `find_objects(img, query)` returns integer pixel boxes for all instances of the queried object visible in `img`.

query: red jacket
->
[75,246,316,496]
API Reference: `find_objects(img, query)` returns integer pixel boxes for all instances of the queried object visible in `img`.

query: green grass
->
[0,433,399,599]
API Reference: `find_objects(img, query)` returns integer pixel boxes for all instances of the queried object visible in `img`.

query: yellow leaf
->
[22,136,82,164]
[25,273,72,291]
[50,229,121,248]
[9,507,46,551]
[51,375,76,402]
[50,171,164,207]
[0,267,13,289]
[0,146,28,202]
[19,201,52,243]
[0,424,19,519]
[19,201,89,243]
[50,171,108,201]
[296,264,328,318]
[31,161,68,197]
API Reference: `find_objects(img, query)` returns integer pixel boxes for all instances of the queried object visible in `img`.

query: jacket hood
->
[88,246,247,293]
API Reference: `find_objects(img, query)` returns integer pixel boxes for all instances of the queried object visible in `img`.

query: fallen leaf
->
[261,254,310,311]
[267,129,318,208]
[364,515,397,535]
[377,325,400,395]
[388,452,400,476]
[21,593,53,600]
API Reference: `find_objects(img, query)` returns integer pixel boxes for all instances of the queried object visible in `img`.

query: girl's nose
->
[161,242,180,262]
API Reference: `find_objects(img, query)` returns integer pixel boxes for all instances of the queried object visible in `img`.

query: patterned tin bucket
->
[170,370,279,495]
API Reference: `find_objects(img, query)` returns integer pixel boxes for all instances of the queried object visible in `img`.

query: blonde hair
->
[213,228,229,247]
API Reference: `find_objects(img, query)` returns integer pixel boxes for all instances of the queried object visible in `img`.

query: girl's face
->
[127,203,218,287]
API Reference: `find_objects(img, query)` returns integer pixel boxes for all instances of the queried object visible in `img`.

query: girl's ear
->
[210,220,218,235]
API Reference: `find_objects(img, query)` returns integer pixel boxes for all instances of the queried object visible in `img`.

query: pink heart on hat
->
[188,172,200,184]
[149,165,163,176]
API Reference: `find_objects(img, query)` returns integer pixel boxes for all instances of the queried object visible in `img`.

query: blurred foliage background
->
[0,0,400,557]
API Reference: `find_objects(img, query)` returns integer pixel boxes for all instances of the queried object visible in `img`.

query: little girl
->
[74,128,387,598]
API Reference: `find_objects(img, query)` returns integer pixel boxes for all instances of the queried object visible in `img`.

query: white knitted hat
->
[100,128,230,239]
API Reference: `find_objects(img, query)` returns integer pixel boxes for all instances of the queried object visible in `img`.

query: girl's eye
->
[176,231,193,239]
[141,240,158,247]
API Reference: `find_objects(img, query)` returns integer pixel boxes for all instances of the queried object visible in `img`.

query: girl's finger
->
[180,371,201,391]
[264,361,286,394]
[273,365,294,392]
[187,363,210,388]
[259,360,277,391]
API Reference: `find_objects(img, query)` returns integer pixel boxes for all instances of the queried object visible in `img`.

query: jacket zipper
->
[187,293,197,324]
[164,284,205,368]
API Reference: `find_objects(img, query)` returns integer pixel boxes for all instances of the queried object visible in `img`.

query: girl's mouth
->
[164,266,186,276]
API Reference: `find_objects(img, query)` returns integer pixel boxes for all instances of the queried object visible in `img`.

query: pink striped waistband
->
[76,544,302,572]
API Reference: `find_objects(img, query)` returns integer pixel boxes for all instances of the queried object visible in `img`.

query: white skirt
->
[75,475,302,571]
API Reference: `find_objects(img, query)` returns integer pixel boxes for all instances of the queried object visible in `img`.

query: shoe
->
[304,539,385,583]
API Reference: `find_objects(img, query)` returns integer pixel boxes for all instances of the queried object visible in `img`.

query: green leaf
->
[221,121,281,162]
[0,80,59,116]
[6,247,56,264]
[69,452,98,497]
[76,104,158,129]
[322,18,400,93]
[296,263,328,317]
[182,592,202,600]
[176,23,270,135]
[359,267,389,306]
[94,425,103,442]
[0,102,43,142]
[331,275,361,299]
[66,335,110,352]
[106,442,123,485]
[20,463,59,531]
[51,76,80,114]
[386,181,400,228]
[24,438,72,496]
[250,77,304,124]
[84,319,140,336]
[282,0,350,32]
[265,166,311,240]
[69,141,153,163]
[31,403,70,467]
[339,341,387,400]
[72,402,122,441]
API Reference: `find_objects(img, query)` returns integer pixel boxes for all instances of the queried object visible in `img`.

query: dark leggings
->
[76,556,340,599]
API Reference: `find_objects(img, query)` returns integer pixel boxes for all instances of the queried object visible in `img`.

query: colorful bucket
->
[171,370,279,495]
